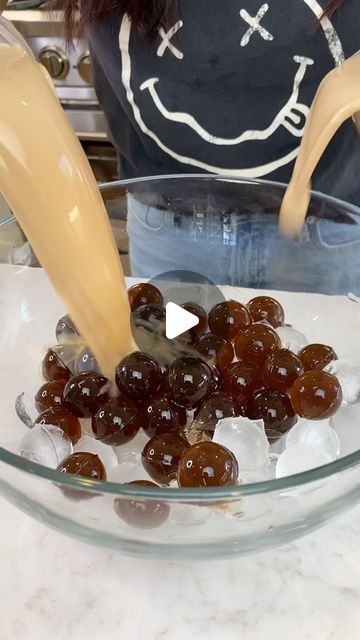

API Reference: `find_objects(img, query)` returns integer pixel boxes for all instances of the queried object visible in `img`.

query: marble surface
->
[1,496,360,640]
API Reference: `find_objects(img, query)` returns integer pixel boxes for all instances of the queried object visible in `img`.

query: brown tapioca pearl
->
[115,352,162,402]
[75,347,100,374]
[35,406,82,444]
[177,442,238,488]
[35,379,66,413]
[132,303,166,327]
[261,349,304,392]
[63,372,108,418]
[92,396,141,446]
[210,366,223,392]
[141,433,190,485]
[166,355,213,409]
[246,389,297,442]
[55,314,78,343]
[57,452,106,500]
[298,343,338,372]
[223,361,262,406]
[180,302,208,335]
[208,300,251,340]
[194,333,234,372]
[58,452,106,481]
[290,370,342,420]
[114,480,170,529]
[128,283,164,311]
[234,324,281,366]
[247,296,285,328]
[42,348,71,383]
[193,392,244,434]
[142,393,187,438]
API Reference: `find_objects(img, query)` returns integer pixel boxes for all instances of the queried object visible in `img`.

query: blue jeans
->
[127,195,360,295]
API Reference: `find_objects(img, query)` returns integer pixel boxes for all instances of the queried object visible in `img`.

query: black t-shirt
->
[88,0,360,204]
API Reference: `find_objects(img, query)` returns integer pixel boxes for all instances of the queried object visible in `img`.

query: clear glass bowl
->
[1,175,360,560]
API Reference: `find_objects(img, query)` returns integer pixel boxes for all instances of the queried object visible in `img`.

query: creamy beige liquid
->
[0,44,134,380]
[280,53,360,236]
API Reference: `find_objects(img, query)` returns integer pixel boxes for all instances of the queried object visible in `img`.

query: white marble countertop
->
[1,496,360,640]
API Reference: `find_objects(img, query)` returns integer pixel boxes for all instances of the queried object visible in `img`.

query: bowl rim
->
[1,173,360,501]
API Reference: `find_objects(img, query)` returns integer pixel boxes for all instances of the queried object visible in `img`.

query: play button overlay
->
[130,270,226,361]
[165,302,199,339]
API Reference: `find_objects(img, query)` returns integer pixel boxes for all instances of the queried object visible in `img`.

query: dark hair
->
[60,0,345,39]
[61,0,178,40]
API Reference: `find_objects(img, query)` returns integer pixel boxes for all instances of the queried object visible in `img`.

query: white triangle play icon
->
[165,302,199,340]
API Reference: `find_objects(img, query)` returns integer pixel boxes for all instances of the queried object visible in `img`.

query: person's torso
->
[88,0,360,203]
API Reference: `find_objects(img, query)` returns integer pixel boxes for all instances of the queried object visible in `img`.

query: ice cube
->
[15,392,37,428]
[276,444,333,478]
[107,462,151,484]
[330,404,360,456]
[324,359,360,405]
[240,462,276,484]
[286,418,340,460]
[114,429,150,464]
[213,417,270,471]
[18,424,73,468]
[270,434,287,456]
[169,503,212,526]
[74,435,118,472]
[275,325,308,354]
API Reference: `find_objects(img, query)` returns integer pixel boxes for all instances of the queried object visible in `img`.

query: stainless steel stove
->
[4,4,118,182]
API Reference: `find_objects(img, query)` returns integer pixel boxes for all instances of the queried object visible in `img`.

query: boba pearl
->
[166,356,213,409]
[194,333,234,372]
[35,379,66,413]
[35,406,82,444]
[128,283,164,311]
[223,361,261,406]
[142,393,187,438]
[298,343,338,372]
[132,303,166,327]
[63,372,108,418]
[114,480,170,529]
[234,324,281,366]
[187,392,243,445]
[92,396,141,446]
[75,347,100,374]
[246,389,297,441]
[194,392,242,433]
[141,433,190,485]
[181,303,208,335]
[57,452,106,481]
[42,348,71,383]
[262,348,304,392]
[211,366,223,392]
[177,441,238,488]
[208,300,251,340]
[290,370,342,420]
[116,352,162,402]
[55,314,78,342]
[247,296,285,328]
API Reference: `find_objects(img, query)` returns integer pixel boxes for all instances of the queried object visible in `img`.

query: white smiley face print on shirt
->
[119,0,344,177]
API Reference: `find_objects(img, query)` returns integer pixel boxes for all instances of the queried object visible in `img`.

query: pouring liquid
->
[280,54,360,236]
[0,44,133,380]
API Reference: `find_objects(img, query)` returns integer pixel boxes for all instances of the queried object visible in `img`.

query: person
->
[42,2,360,290]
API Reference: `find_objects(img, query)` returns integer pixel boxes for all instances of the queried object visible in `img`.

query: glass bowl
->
[1,175,360,560]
